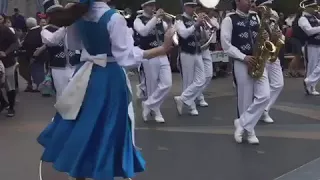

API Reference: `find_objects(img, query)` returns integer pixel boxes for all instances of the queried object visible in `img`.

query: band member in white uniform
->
[298,0,320,95]
[174,0,206,116]
[256,0,284,124]
[196,7,220,107]
[133,0,172,123]
[221,0,270,144]
[41,1,81,99]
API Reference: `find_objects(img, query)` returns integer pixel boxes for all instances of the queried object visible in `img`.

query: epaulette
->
[43,25,49,29]
[136,14,143,18]
[30,25,40,30]
[249,10,257,15]
[225,12,236,17]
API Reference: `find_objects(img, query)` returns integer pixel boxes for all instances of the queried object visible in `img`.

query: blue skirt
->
[37,62,145,179]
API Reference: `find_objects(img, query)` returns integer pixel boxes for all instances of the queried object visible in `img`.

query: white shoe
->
[247,131,259,145]
[234,119,244,143]
[311,86,320,95]
[154,110,165,123]
[198,99,208,107]
[189,109,199,116]
[142,102,151,121]
[303,79,319,95]
[174,96,184,115]
[155,116,165,123]
[261,111,274,124]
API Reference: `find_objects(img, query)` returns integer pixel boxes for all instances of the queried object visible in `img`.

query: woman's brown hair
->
[47,2,90,27]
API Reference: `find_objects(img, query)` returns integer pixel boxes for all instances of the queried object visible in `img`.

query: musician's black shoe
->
[7,108,15,117]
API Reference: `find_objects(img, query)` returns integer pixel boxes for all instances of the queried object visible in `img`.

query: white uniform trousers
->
[265,59,284,112]
[180,52,206,107]
[51,66,76,99]
[197,49,213,101]
[142,55,172,112]
[305,45,320,87]
[233,60,270,132]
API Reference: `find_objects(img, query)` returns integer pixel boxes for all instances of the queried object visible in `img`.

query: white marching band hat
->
[184,0,198,6]
[300,0,317,8]
[43,0,63,13]
[141,0,156,7]
[254,0,274,6]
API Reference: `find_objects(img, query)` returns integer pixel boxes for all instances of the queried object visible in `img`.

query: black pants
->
[278,47,287,69]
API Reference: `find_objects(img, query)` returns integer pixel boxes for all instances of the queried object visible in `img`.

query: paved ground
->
[1,73,320,180]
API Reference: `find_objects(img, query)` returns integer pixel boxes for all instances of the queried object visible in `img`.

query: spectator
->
[0,23,20,117]
[4,16,15,33]
[287,10,304,77]
[278,12,286,32]
[23,17,47,92]
[11,8,27,32]
[39,18,47,27]
[285,13,296,27]
[3,16,21,92]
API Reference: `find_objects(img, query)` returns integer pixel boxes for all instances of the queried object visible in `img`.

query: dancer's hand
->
[162,27,175,52]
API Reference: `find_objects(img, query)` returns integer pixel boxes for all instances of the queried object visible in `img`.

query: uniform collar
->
[143,11,153,18]
[183,12,193,19]
[30,25,40,30]
[236,9,249,17]
[303,11,313,16]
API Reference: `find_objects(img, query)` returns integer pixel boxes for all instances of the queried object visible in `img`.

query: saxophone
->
[249,6,276,79]
[269,18,285,62]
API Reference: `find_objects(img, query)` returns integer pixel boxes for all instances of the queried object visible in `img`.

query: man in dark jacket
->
[0,24,20,117]
[11,8,27,32]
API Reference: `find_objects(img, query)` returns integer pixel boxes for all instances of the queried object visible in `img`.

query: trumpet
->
[193,12,217,49]
[151,9,179,45]
[117,8,132,19]
[193,12,214,30]
[153,10,176,19]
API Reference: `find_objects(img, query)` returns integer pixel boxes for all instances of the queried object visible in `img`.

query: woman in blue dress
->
[37,0,174,179]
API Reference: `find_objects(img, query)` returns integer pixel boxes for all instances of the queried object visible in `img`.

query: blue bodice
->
[76,9,116,56]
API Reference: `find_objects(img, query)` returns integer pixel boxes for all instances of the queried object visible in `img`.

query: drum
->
[210,51,229,63]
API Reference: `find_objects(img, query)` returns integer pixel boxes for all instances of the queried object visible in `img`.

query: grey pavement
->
[1,73,320,180]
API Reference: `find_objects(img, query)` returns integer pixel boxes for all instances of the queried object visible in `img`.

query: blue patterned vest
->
[178,15,202,54]
[45,25,77,67]
[304,15,320,45]
[76,9,115,56]
[137,15,165,50]
[230,13,259,56]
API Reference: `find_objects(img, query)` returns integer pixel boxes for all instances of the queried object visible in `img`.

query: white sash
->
[54,49,112,120]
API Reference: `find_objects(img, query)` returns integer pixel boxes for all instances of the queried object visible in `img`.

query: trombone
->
[117,8,132,19]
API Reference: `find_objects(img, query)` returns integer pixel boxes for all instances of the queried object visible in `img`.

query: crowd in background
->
[0,8,55,117]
